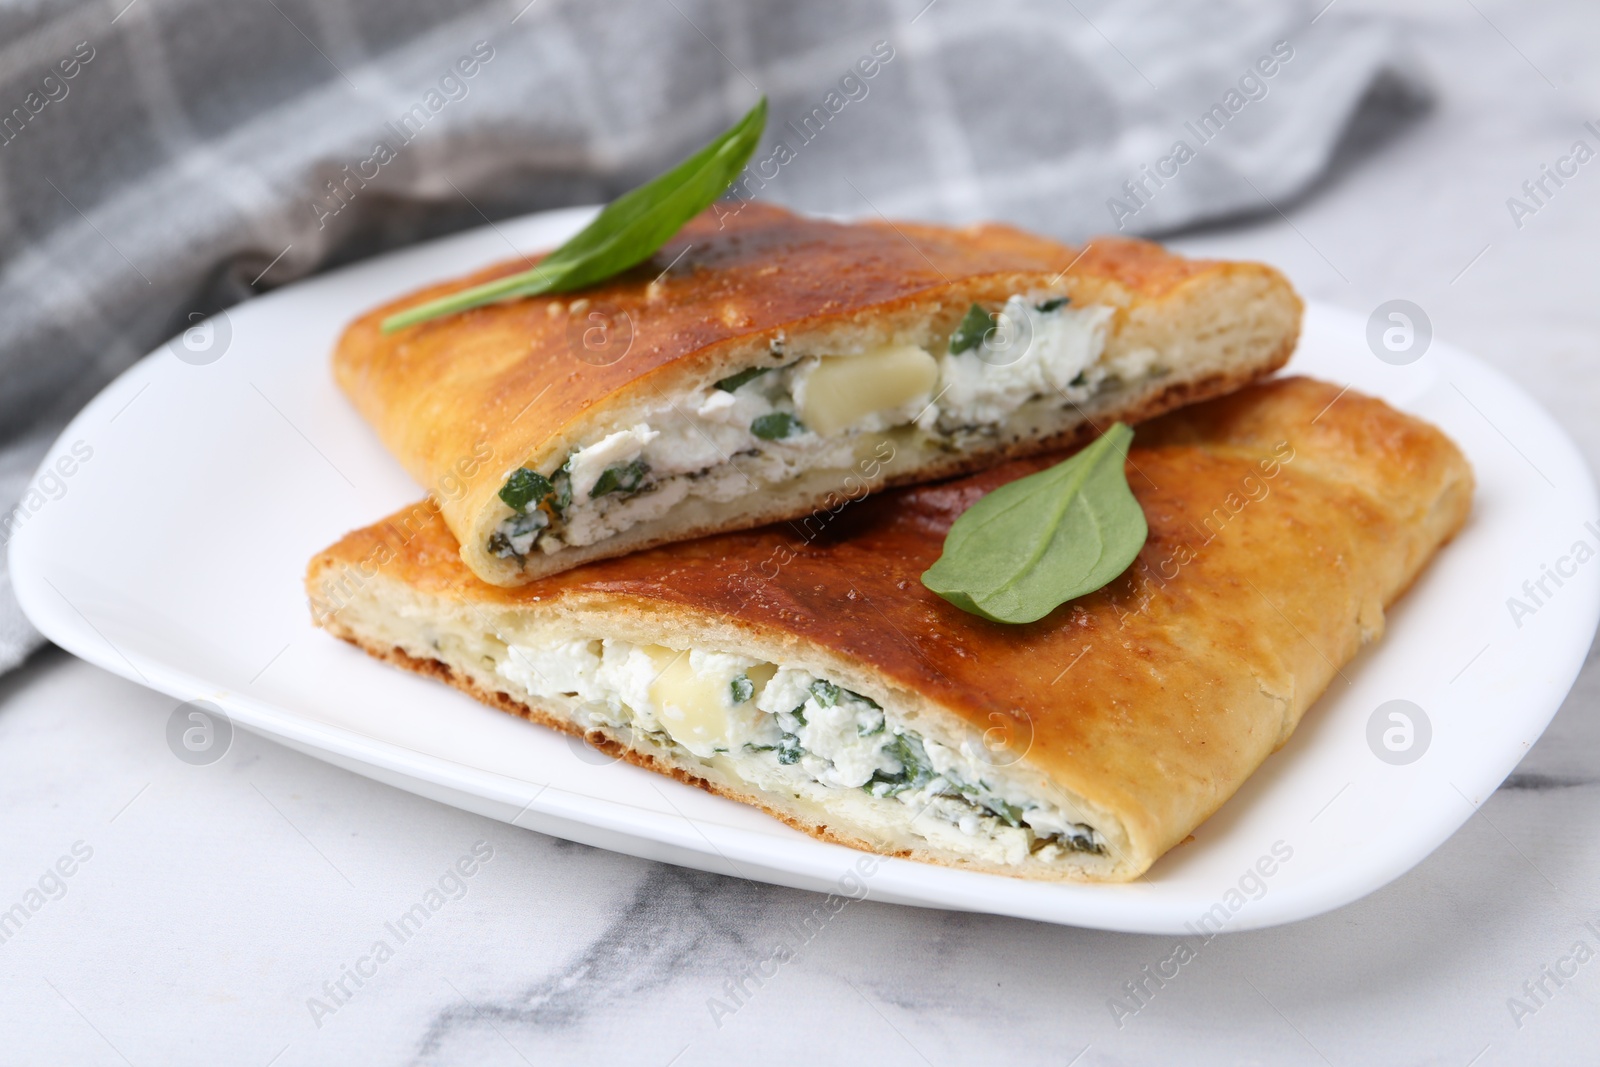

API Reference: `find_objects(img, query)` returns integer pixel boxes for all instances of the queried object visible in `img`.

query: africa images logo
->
[166,700,233,766]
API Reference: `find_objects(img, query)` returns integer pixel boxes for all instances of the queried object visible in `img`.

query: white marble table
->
[4,2,1599,1063]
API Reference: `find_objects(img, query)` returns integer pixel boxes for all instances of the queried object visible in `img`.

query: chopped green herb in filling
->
[987,798,1025,827]
[486,509,547,560]
[949,302,996,354]
[865,733,935,797]
[730,675,754,704]
[590,459,650,498]
[551,468,573,514]
[715,366,770,392]
[750,411,804,440]
[490,463,586,560]
[856,708,886,736]
[1035,297,1069,313]
[809,679,840,707]
[499,468,554,511]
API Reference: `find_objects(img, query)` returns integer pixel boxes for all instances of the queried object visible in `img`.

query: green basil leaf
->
[948,303,995,354]
[589,459,649,498]
[498,468,553,511]
[986,798,1025,827]
[857,709,886,736]
[750,412,803,440]
[550,468,573,516]
[715,366,770,392]
[921,423,1147,624]
[381,97,769,332]
[883,733,933,788]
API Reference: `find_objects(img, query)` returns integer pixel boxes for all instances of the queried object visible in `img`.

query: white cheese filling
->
[494,635,1103,866]
[922,296,1115,430]
[490,294,1155,561]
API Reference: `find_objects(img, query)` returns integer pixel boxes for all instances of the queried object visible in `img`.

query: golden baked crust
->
[333,202,1301,587]
[308,376,1469,881]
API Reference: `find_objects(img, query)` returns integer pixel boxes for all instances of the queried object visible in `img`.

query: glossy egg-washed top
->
[314,377,1474,872]
[332,202,1228,575]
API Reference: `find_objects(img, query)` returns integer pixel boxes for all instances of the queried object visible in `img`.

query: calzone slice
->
[306,377,1472,882]
[335,202,1301,586]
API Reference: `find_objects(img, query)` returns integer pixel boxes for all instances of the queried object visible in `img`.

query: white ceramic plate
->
[11,207,1599,933]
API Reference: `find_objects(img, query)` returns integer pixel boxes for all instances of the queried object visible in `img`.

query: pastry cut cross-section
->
[306,378,1472,882]
[334,203,1303,586]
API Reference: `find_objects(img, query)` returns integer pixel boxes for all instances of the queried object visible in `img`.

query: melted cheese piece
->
[798,345,939,436]
[645,646,738,752]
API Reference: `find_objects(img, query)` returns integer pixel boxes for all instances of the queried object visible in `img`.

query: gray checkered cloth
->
[0,0,1423,675]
